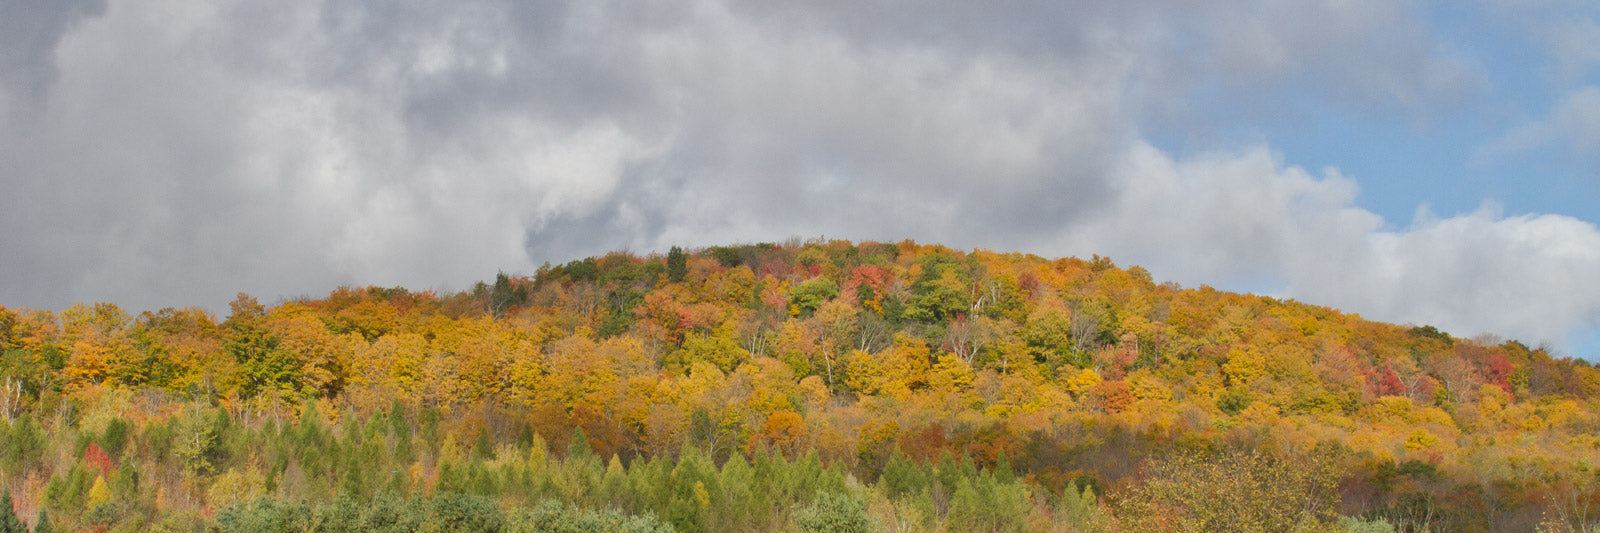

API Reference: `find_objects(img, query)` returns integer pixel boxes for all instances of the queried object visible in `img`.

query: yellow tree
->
[59,303,136,386]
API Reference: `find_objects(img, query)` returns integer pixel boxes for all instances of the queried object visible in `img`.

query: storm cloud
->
[2,0,1597,353]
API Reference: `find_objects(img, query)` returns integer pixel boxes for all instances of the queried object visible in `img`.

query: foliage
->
[1116,447,1342,532]
[0,240,1595,531]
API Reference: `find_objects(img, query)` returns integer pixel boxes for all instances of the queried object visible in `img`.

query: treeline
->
[0,398,1070,532]
[1,239,1599,531]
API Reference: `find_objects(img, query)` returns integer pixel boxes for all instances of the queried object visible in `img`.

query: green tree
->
[30,508,50,533]
[1056,483,1107,533]
[2,417,45,473]
[667,246,688,283]
[794,490,872,533]
[99,418,131,461]
[423,492,505,533]
[509,500,674,533]
[0,490,23,533]
[791,279,840,317]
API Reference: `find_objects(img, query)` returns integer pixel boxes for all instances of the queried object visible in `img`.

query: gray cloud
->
[1,0,1596,353]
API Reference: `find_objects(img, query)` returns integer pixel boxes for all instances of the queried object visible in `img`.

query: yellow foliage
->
[208,466,267,509]
[1478,384,1511,415]
[1222,348,1265,385]
[87,475,112,508]
[1414,406,1457,428]
[1238,401,1281,425]
[798,375,830,406]
[1404,429,1438,450]
[843,350,884,395]
[1365,396,1415,424]
[1064,368,1101,397]
[930,354,975,392]
[1127,371,1173,402]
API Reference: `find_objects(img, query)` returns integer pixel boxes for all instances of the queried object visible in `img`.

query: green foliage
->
[791,278,840,317]
[171,405,221,477]
[423,492,505,533]
[878,452,928,501]
[904,256,974,323]
[217,494,512,533]
[228,325,303,397]
[214,499,311,533]
[0,416,45,473]
[484,272,528,318]
[1056,483,1107,533]
[100,417,131,460]
[794,490,872,533]
[43,463,94,518]
[10,240,1600,531]
[946,474,1030,533]
[667,246,688,283]
[1023,308,1078,369]
[1338,515,1398,533]
[0,491,24,533]
[30,508,51,533]
[509,500,675,533]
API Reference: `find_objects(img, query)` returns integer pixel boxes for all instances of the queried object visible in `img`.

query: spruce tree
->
[667,246,688,282]
[29,508,49,533]
[0,490,24,533]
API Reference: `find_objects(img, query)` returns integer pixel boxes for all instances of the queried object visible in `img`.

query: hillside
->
[1,239,1597,531]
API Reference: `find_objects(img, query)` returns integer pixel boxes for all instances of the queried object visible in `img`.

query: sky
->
[2,0,1598,358]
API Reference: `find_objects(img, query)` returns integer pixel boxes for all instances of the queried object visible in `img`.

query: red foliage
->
[1367,366,1406,397]
[899,423,948,463]
[83,442,114,477]
[1091,380,1135,413]
[1487,354,1516,397]
[1018,271,1040,297]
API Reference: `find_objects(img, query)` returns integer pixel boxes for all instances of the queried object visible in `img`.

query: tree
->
[424,492,506,533]
[0,491,20,533]
[30,508,50,533]
[1057,483,1107,533]
[667,246,688,283]
[794,490,872,533]
[1114,447,1341,532]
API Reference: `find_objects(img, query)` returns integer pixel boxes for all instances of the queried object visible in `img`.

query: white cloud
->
[1479,86,1600,167]
[1067,143,1600,350]
[0,0,1594,354]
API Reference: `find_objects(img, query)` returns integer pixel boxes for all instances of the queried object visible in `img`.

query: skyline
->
[2,0,1597,357]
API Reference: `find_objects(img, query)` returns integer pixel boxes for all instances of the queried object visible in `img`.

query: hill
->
[1,239,1596,531]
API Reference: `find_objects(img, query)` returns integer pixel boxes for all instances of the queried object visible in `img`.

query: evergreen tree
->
[0,491,24,533]
[667,246,688,283]
[794,490,872,533]
[29,508,49,533]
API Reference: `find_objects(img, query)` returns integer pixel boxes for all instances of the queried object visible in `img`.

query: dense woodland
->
[1,240,1598,532]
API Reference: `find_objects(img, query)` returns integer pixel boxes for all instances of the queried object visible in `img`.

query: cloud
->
[1479,86,1600,169]
[1056,143,1600,349]
[0,0,1594,353]
[1480,0,1600,81]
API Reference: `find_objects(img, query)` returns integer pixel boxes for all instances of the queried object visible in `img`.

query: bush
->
[794,491,872,533]
[509,500,675,533]
[422,492,504,533]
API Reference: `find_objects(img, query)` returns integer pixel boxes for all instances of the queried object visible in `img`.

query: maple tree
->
[0,240,1596,530]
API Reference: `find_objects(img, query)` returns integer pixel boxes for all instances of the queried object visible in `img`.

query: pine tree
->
[794,490,871,533]
[29,508,49,533]
[0,490,25,533]
[667,246,688,283]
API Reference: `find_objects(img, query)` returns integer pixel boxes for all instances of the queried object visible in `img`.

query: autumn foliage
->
[0,240,1596,531]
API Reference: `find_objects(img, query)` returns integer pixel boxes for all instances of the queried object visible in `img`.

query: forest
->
[0,239,1597,532]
